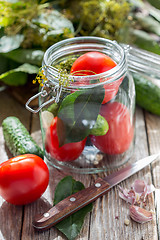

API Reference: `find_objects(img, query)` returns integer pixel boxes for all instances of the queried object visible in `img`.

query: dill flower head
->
[33,66,74,88]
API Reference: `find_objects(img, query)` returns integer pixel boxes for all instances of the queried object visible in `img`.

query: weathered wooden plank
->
[21,113,92,240]
[89,107,157,240]
[145,111,160,239]
[0,91,31,129]
[0,91,31,240]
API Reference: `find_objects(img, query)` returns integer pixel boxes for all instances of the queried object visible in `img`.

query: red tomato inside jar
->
[45,117,86,162]
[70,51,123,104]
[90,102,134,155]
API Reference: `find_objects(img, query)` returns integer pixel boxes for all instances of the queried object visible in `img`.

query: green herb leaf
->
[12,63,39,74]
[54,176,92,240]
[0,27,4,38]
[31,9,74,48]
[0,72,27,86]
[57,88,105,145]
[0,34,24,53]
[0,54,9,74]
[145,0,160,10]
[32,9,74,33]
[3,49,44,66]
[0,63,39,86]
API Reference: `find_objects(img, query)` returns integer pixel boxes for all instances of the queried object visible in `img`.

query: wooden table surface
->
[1,90,160,240]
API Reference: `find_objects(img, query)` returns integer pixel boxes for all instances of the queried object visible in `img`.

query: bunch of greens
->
[0,0,160,87]
[60,0,131,43]
[0,0,74,86]
[59,0,160,54]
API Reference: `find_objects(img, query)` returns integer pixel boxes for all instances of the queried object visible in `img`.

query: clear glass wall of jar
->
[39,37,136,174]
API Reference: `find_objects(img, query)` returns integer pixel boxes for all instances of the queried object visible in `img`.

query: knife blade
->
[33,153,159,230]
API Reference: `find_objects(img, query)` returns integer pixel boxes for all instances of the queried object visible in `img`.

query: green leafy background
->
[0,0,160,87]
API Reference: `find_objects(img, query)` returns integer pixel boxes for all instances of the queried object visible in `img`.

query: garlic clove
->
[129,205,153,224]
[131,179,147,194]
[118,186,137,205]
[131,179,155,201]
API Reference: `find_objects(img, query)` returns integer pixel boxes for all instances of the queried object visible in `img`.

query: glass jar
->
[25,36,159,174]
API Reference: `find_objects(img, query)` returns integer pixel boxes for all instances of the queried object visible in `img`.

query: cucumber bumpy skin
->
[133,73,160,116]
[2,116,43,158]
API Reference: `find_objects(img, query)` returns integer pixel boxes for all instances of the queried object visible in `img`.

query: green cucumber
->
[133,72,160,116]
[2,116,43,158]
[90,115,109,136]
[46,102,59,115]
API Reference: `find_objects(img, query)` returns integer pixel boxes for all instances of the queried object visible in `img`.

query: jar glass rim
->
[43,36,127,87]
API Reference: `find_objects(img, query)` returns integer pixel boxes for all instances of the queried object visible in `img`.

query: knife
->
[33,154,159,230]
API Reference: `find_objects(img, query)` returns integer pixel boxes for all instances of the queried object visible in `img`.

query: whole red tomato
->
[90,102,134,155]
[45,117,86,162]
[71,51,116,74]
[0,154,49,205]
[70,52,122,103]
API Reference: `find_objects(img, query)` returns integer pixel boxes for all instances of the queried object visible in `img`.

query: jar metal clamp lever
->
[123,44,160,79]
[25,82,62,113]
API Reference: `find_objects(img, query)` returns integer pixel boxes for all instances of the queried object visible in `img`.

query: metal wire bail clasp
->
[25,82,62,113]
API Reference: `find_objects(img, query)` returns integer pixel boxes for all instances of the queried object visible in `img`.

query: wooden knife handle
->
[33,178,110,230]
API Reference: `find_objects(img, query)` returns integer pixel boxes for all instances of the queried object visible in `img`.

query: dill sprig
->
[32,67,47,87]
[58,69,74,87]
[32,66,74,88]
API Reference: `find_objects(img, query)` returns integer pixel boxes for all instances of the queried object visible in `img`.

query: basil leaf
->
[54,176,92,240]
[58,87,105,145]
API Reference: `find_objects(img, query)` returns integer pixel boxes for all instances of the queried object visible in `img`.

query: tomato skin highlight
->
[90,102,134,155]
[70,51,122,103]
[45,117,86,162]
[0,154,49,205]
